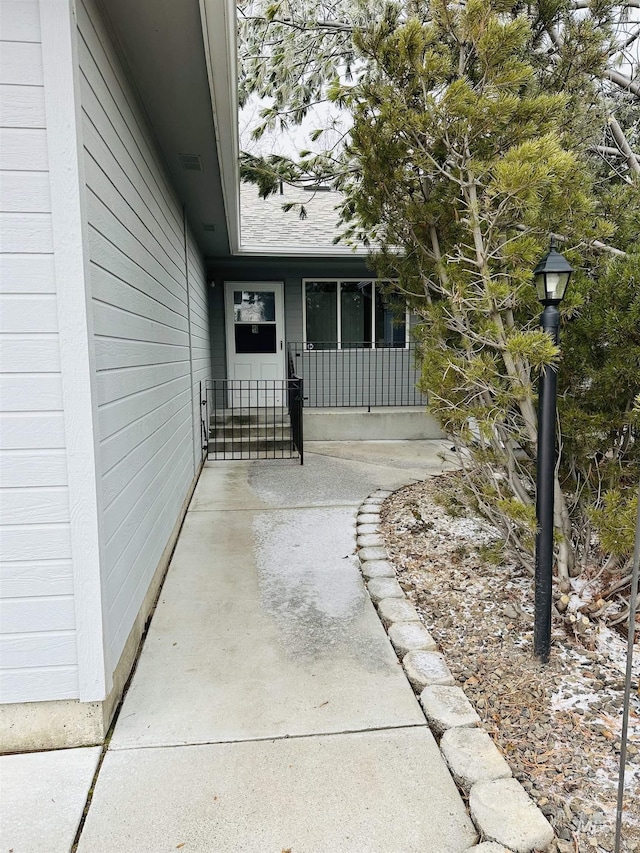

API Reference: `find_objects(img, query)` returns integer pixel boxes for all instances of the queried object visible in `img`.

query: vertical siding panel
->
[39,0,108,701]
[0,0,78,703]
[284,278,304,344]
[209,283,226,382]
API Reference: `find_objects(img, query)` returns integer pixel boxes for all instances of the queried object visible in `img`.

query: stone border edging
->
[356,490,555,853]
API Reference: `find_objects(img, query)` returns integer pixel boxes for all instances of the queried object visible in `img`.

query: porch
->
[209,276,437,446]
[201,341,443,462]
[288,340,443,441]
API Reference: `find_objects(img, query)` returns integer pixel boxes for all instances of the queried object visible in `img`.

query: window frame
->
[301,278,409,349]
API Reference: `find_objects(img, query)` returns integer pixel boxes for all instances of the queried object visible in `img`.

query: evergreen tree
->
[239,0,640,614]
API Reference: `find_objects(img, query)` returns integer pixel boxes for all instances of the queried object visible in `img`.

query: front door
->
[224,282,286,406]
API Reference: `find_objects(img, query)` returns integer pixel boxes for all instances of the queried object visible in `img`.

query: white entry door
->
[224,282,286,406]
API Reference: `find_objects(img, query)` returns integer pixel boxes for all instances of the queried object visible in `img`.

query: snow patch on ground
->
[597,625,640,678]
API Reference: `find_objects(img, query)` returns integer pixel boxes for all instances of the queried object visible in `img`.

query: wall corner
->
[39,0,110,702]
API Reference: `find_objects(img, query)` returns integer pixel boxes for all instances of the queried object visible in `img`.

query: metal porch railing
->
[287,342,426,410]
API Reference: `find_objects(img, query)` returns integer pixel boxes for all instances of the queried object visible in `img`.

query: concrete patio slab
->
[190,441,455,512]
[77,728,477,853]
[0,747,100,853]
[242,440,455,510]
[307,439,455,475]
[110,493,424,749]
[72,442,475,853]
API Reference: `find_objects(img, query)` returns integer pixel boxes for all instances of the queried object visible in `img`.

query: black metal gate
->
[200,378,303,464]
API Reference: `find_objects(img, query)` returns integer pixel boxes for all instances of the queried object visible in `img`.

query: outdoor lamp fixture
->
[533,238,573,305]
[533,237,573,664]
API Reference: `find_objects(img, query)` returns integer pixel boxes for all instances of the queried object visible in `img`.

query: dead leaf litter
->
[379,472,640,853]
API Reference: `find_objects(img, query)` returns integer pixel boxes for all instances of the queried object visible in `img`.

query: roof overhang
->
[97,0,230,256]
[199,0,242,255]
[237,245,370,258]
[101,0,370,260]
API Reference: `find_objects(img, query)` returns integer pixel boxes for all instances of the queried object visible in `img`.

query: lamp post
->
[533,238,573,663]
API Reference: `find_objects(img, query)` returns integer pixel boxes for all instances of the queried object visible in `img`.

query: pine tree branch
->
[570,0,640,7]
[608,24,640,57]
[603,69,640,98]
[245,15,353,32]
[315,20,353,31]
[594,145,640,159]
[608,115,640,176]
[512,225,627,258]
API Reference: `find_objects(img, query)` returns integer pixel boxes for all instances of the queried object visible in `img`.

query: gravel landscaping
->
[379,472,640,853]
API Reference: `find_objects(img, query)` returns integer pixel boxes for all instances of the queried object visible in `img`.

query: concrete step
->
[303,407,444,441]
[208,405,295,458]
[208,447,298,459]
[209,424,290,440]
[209,436,294,454]
[210,408,289,427]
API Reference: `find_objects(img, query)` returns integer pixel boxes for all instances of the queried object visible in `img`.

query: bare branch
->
[603,68,640,98]
[594,145,640,158]
[608,114,640,176]
[570,0,640,7]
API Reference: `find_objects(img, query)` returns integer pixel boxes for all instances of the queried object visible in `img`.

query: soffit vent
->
[202,224,216,232]
[179,153,203,172]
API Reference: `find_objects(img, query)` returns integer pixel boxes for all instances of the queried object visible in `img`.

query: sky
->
[239,95,348,160]
[238,8,639,161]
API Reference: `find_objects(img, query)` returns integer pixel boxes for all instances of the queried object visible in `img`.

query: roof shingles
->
[240,183,364,253]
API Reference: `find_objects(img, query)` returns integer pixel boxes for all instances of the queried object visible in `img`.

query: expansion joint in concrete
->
[108,722,429,754]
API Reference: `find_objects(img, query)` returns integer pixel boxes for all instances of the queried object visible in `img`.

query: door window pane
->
[234,291,275,323]
[341,281,372,348]
[234,324,277,354]
[306,281,337,348]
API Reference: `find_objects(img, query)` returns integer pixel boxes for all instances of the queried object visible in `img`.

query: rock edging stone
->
[355,490,555,853]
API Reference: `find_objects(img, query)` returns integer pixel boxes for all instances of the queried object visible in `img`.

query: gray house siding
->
[187,244,209,466]
[79,0,210,672]
[208,282,226,383]
[284,278,303,344]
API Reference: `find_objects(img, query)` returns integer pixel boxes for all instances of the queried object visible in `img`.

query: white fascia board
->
[199,0,241,254]
[237,244,371,258]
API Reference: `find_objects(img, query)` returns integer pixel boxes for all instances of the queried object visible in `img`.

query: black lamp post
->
[533,238,573,663]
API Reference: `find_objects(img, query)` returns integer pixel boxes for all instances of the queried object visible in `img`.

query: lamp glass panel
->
[535,274,547,302]
[545,272,569,301]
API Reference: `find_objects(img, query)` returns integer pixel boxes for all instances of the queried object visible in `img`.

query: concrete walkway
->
[3,441,478,853]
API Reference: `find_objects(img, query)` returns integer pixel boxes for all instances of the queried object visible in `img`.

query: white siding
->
[187,239,210,468]
[0,0,78,702]
[78,0,209,668]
